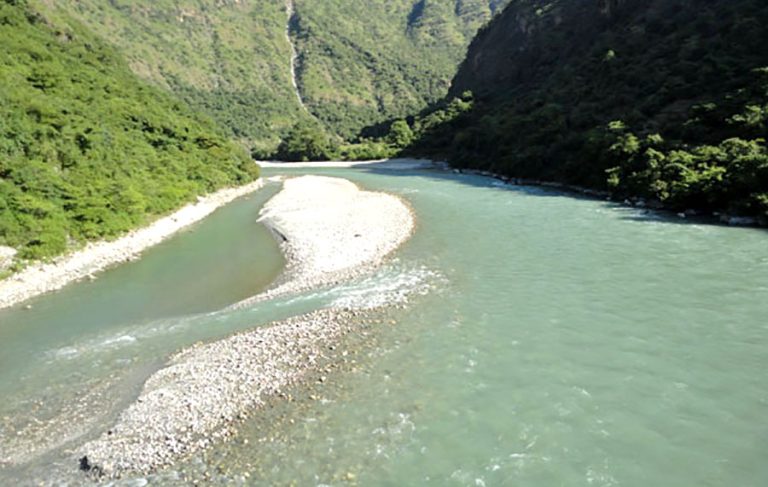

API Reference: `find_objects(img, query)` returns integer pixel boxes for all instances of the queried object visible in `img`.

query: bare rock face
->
[0,246,17,271]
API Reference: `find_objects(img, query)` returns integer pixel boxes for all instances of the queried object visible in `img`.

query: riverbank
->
[260,157,765,226]
[443,166,767,228]
[0,180,265,311]
[79,176,416,477]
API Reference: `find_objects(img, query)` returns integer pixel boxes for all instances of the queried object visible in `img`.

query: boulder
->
[0,246,17,271]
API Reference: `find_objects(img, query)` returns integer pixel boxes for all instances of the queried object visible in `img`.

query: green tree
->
[387,120,414,148]
[0,1,259,260]
[274,122,339,162]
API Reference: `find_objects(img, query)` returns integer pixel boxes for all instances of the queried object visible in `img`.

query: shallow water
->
[1,168,767,486]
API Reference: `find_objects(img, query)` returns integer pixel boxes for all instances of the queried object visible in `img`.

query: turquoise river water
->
[0,167,766,486]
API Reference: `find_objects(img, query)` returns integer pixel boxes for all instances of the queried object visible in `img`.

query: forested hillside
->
[36,0,305,153]
[292,0,508,138]
[38,0,509,147]
[410,0,768,221]
[0,0,258,262]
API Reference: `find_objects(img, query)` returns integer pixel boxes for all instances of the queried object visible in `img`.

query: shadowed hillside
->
[409,0,768,221]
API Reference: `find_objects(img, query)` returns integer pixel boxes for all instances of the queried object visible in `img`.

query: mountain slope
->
[38,0,509,145]
[0,0,258,261]
[35,0,307,152]
[292,0,506,138]
[410,0,768,220]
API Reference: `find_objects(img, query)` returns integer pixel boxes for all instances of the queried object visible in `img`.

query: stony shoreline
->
[440,164,766,228]
[263,157,764,226]
[79,175,416,477]
[0,179,264,311]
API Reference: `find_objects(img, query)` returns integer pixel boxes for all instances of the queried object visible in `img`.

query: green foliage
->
[410,0,768,219]
[602,125,768,215]
[37,0,312,150]
[40,0,509,147]
[269,118,416,162]
[0,1,258,260]
[291,0,507,139]
[339,141,398,161]
[272,122,339,162]
[387,120,415,148]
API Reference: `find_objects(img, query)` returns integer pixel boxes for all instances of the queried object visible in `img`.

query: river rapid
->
[0,167,766,486]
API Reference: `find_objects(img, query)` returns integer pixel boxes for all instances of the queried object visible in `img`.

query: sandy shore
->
[0,180,264,311]
[232,175,415,306]
[78,175,416,477]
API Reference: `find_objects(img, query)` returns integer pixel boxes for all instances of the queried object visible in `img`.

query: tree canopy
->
[408,0,768,221]
[0,0,258,261]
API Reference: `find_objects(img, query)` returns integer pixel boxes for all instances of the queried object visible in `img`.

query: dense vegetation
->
[291,0,508,139]
[39,0,508,149]
[36,0,308,153]
[0,0,258,261]
[268,119,410,162]
[410,0,768,221]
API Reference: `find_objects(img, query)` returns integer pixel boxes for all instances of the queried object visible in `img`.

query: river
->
[0,167,766,486]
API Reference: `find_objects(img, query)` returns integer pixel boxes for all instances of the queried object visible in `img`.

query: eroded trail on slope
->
[285,0,307,111]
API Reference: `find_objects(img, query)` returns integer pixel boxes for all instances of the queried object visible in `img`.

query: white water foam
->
[228,261,444,312]
[41,264,441,364]
[43,313,212,363]
[328,263,444,309]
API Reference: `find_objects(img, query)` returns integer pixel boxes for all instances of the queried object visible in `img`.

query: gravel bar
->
[233,175,415,306]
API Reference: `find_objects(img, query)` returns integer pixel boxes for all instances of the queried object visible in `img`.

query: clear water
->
[0,168,766,486]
